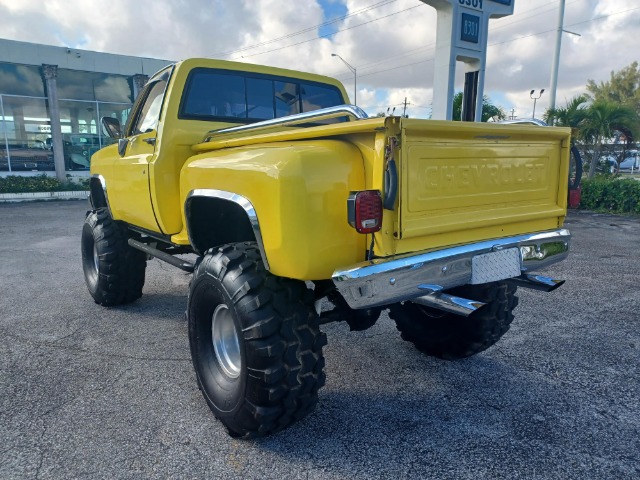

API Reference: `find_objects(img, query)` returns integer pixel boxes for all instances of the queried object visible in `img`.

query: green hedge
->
[0,175,90,194]
[580,176,640,214]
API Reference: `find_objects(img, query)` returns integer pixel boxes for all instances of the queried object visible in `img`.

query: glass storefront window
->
[0,62,46,97]
[57,69,133,103]
[0,95,53,172]
[0,95,132,172]
[59,100,100,171]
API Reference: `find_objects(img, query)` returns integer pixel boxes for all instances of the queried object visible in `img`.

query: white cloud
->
[0,0,638,119]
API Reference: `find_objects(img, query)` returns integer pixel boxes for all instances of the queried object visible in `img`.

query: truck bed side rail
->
[204,104,368,142]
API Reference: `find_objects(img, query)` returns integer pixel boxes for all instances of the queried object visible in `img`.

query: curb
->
[0,191,89,203]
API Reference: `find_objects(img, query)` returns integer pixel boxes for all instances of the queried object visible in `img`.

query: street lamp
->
[331,53,357,106]
[530,89,544,119]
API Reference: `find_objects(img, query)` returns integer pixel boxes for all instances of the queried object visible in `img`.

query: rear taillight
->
[347,190,383,234]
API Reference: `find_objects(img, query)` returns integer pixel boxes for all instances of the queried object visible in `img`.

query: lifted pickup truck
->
[82,58,571,437]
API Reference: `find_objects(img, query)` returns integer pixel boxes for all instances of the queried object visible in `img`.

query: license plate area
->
[471,248,521,284]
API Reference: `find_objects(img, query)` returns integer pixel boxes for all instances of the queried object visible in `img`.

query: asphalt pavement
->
[0,201,638,479]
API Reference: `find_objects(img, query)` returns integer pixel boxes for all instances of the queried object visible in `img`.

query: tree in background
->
[580,100,638,178]
[452,92,506,122]
[544,94,590,129]
[587,61,640,116]
[545,62,640,178]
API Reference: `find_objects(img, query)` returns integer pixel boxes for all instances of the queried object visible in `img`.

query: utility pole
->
[549,0,581,111]
[549,0,565,112]
[402,97,409,118]
[509,108,516,120]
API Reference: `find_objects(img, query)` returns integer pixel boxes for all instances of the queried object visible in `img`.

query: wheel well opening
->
[186,197,257,254]
[89,178,107,209]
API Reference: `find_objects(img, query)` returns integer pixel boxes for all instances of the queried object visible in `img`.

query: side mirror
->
[101,116,122,139]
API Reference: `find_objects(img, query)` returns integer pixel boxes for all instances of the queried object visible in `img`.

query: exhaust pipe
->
[507,274,565,292]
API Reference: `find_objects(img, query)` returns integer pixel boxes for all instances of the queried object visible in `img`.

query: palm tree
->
[580,100,638,178]
[544,95,590,129]
[452,92,506,122]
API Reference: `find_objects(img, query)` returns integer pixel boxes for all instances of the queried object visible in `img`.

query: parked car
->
[63,134,101,170]
[0,143,54,171]
[597,155,617,174]
[619,152,640,172]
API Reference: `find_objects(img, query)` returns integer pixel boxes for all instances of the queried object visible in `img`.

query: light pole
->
[530,89,544,119]
[549,0,582,111]
[331,53,356,106]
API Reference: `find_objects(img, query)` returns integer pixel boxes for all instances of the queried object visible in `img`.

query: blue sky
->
[318,0,349,38]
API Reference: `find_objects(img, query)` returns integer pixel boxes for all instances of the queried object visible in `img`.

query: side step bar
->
[128,238,195,273]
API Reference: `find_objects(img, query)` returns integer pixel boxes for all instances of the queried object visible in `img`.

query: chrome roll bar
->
[205,104,369,141]
[498,119,549,127]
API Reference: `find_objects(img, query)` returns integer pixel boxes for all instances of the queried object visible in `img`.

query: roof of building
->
[0,38,173,76]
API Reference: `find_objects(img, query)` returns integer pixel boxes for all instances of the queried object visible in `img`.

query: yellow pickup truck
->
[81,58,571,437]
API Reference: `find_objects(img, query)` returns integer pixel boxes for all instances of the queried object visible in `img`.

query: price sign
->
[461,13,480,43]
[419,0,515,120]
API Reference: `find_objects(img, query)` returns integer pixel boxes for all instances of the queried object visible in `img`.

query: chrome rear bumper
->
[332,229,570,310]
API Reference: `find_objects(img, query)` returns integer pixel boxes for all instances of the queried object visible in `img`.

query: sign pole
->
[420,0,515,121]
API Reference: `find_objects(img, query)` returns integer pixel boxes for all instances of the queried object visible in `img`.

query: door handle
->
[143,138,157,146]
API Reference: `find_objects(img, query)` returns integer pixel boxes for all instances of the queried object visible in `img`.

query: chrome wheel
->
[211,304,242,379]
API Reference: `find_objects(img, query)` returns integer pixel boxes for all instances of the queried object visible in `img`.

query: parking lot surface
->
[1,201,639,479]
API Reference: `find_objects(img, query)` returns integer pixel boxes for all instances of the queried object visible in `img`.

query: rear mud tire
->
[188,242,327,438]
[389,281,518,360]
[81,209,147,306]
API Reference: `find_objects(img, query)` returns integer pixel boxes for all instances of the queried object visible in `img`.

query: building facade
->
[0,39,172,179]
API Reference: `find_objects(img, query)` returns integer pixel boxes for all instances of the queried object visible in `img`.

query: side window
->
[246,77,275,120]
[132,80,167,135]
[275,81,300,117]
[183,72,246,118]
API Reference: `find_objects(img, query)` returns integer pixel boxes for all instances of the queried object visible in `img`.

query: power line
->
[488,5,640,48]
[332,0,580,80]
[207,0,400,59]
[235,2,426,60]
[337,4,640,83]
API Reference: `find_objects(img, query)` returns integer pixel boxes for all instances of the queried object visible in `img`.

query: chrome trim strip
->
[185,189,270,271]
[498,119,548,127]
[91,174,112,216]
[205,104,368,141]
[332,229,570,309]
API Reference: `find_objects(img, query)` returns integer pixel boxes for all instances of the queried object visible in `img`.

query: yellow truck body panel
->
[180,140,366,280]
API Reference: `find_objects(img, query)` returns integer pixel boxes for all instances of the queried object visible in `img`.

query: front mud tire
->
[188,242,326,438]
[389,281,518,360]
[81,209,147,306]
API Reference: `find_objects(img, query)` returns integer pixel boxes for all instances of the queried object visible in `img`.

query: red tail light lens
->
[347,190,383,234]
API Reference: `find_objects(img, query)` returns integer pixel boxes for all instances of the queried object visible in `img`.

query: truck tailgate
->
[395,119,570,252]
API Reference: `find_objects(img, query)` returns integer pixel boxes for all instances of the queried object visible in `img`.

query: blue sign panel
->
[490,0,512,5]
[461,13,480,43]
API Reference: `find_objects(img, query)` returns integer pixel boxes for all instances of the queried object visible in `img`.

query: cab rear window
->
[179,68,345,123]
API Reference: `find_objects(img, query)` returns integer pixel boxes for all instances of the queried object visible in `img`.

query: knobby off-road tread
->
[188,242,326,437]
[82,209,146,306]
[389,281,518,360]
